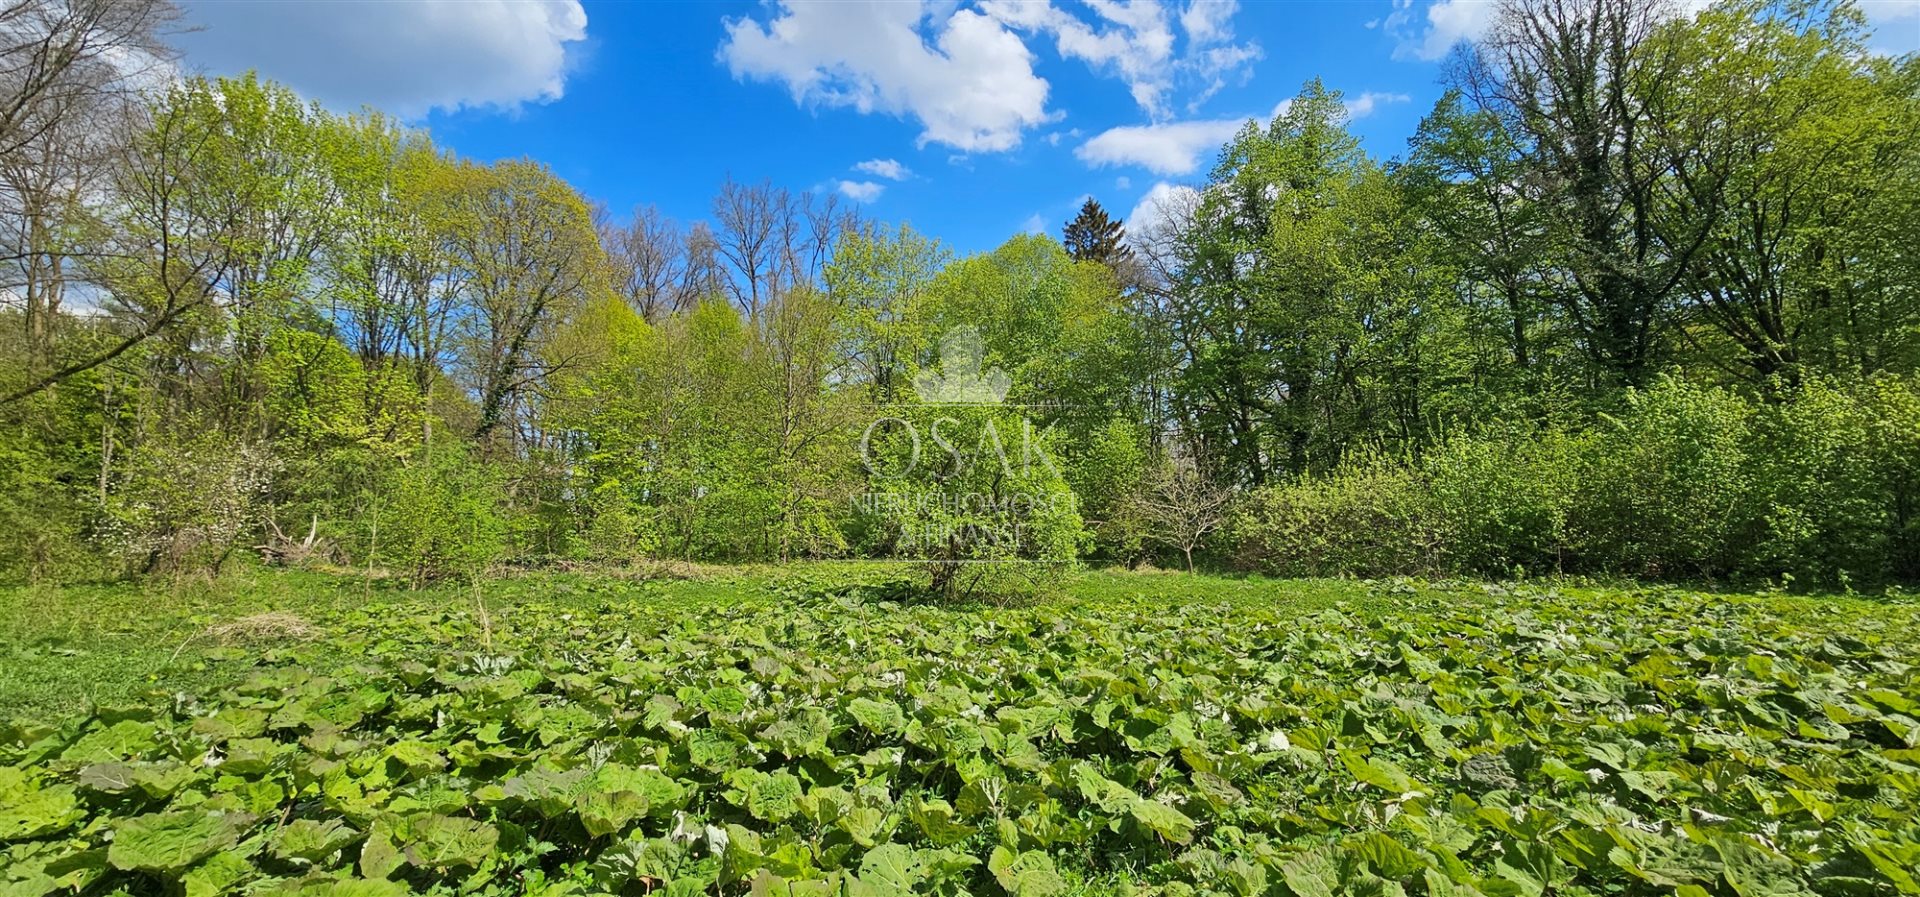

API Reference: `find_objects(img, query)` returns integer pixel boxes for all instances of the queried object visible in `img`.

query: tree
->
[1168,80,1470,484]
[825,222,948,404]
[0,0,175,162]
[1135,452,1233,573]
[600,204,695,323]
[1454,0,1702,388]
[1405,90,1553,376]
[442,159,604,446]
[1650,0,1918,387]
[1,0,176,391]
[1061,198,1134,268]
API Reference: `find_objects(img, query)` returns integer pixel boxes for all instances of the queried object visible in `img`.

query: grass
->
[0,564,1387,720]
[0,562,1897,722]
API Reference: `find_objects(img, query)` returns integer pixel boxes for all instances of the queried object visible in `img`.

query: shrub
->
[855,405,1084,601]
[1568,379,1757,579]
[365,444,509,586]
[98,434,279,576]
[1066,417,1152,565]
[1423,429,1578,576]
[1227,453,1443,578]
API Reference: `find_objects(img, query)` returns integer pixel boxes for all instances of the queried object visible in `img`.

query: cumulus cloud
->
[719,1,1053,152]
[1345,91,1411,119]
[837,180,886,202]
[1076,117,1246,175]
[981,0,1260,119]
[1082,85,1404,176]
[1860,0,1920,54]
[1125,181,1200,242]
[171,0,587,117]
[1375,0,1498,62]
[854,158,912,180]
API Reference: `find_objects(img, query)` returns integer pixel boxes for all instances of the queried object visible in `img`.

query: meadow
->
[4,567,1918,896]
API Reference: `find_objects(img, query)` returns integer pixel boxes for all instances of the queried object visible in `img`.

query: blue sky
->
[174,0,1919,255]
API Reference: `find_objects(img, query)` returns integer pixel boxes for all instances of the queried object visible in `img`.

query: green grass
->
[0,566,1898,720]
[0,565,1387,719]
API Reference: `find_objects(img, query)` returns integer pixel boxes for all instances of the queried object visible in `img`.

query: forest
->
[4,0,1920,594]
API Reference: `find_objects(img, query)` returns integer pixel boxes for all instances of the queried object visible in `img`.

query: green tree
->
[1061,198,1134,269]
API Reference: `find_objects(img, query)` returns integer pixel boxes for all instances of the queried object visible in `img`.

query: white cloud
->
[838,180,886,202]
[1125,181,1200,242]
[854,158,912,180]
[1076,117,1246,175]
[1115,175,1132,189]
[172,0,586,117]
[980,0,1260,119]
[1379,0,1498,62]
[1180,0,1236,45]
[1081,84,1402,176]
[719,1,1053,152]
[1345,91,1410,119]
[1860,0,1920,54]
[1022,212,1050,234]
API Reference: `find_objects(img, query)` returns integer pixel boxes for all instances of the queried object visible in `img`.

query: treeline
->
[3,0,1918,589]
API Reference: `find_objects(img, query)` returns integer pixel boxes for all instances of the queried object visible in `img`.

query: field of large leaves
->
[3,573,1920,897]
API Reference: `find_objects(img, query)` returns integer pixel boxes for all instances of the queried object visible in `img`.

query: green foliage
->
[4,575,1919,895]
[856,404,1085,600]
[1232,376,1920,586]
[364,444,508,585]
[98,430,279,576]
[1573,379,1760,578]
[5,6,1920,589]
[1228,452,1443,578]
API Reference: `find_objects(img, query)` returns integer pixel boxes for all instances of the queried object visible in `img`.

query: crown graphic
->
[913,326,1011,404]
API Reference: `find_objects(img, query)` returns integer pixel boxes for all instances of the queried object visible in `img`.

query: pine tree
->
[1061,198,1134,267]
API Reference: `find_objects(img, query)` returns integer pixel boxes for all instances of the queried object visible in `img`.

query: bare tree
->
[0,0,176,382]
[1135,452,1234,573]
[600,203,694,323]
[0,0,176,161]
[713,176,782,315]
[681,220,727,306]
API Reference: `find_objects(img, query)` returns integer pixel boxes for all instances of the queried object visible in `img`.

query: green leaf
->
[988,846,1067,897]
[848,698,907,735]
[1129,798,1196,845]
[0,769,84,841]
[858,843,925,892]
[107,811,251,874]
[398,813,498,871]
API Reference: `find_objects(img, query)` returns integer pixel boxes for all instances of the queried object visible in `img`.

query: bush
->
[1423,429,1578,576]
[855,405,1084,601]
[364,444,509,586]
[1228,453,1443,578]
[1740,374,1920,586]
[1568,379,1758,579]
[98,433,279,576]
[1221,376,1920,588]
